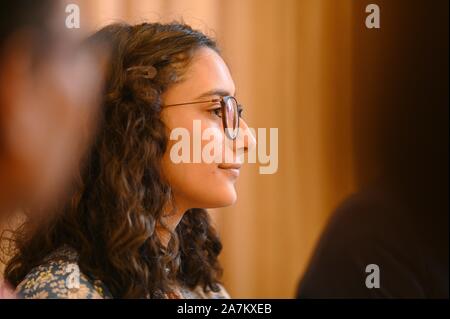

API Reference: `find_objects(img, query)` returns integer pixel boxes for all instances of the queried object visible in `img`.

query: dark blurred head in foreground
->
[298,0,448,298]
[0,0,105,218]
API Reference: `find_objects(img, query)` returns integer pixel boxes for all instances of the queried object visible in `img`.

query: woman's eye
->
[210,107,222,118]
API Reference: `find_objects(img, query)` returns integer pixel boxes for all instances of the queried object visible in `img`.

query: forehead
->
[165,47,235,101]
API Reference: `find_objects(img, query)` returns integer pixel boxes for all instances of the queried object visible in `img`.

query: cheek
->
[163,162,237,208]
[7,100,70,209]
[26,70,94,207]
[161,147,237,209]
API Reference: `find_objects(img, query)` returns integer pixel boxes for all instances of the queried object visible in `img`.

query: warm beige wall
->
[1,0,356,298]
[210,0,356,298]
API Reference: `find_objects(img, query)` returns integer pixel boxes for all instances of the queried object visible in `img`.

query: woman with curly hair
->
[4,22,255,299]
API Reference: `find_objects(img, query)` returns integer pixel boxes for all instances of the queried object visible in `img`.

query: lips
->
[218,163,242,170]
[218,163,242,178]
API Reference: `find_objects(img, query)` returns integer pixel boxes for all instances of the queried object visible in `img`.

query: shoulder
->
[16,246,111,299]
[324,187,409,241]
[298,188,427,298]
[212,284,231,299]
[184,283,231,299]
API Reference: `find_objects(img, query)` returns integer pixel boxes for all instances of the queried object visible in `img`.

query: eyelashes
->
[208,105,222,118]
[212,108,222,118]
[208,105,245,119]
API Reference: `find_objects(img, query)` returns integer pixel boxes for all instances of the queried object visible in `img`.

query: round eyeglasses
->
[164,96,243,140]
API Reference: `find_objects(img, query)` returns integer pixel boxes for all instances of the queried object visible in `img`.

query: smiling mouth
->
[218,163,242,170]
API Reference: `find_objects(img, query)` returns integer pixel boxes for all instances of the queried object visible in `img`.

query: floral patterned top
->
[15,246,230,299]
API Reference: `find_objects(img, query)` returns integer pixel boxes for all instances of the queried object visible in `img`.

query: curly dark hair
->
[4,22,224,298]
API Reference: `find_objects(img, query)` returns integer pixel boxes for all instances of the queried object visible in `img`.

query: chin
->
[214,187,238,207]
[199,187,237,208]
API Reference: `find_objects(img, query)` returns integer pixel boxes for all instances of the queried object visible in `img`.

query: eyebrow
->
[194,89,235,100]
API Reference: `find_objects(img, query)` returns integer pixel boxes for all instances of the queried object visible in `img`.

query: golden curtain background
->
[1,0,356,298]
